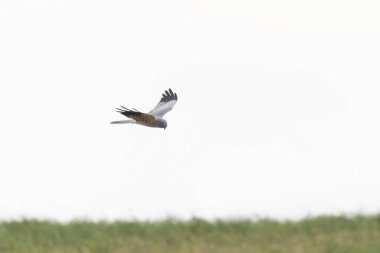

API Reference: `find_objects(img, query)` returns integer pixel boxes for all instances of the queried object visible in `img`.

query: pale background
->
[0,0,379,221]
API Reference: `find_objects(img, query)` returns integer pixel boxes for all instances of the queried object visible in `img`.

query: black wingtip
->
[160,88,178,102]
[116,106,131,113]
[168,88,177,101]
[115,106,143,118]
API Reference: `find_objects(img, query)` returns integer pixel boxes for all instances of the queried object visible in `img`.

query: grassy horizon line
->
[1,214,379,253]
[2,212,379,223]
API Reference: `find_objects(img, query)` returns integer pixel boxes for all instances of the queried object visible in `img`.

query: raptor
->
[111,88,178,129]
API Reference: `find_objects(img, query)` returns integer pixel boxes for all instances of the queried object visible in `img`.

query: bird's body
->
[111,88,178,129]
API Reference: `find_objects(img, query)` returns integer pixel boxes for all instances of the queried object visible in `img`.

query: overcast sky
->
[0,0,379,221]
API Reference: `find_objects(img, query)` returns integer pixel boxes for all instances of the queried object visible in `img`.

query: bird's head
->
[156,118,167,130]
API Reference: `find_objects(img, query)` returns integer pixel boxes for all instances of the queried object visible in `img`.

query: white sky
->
[0,0,379,221]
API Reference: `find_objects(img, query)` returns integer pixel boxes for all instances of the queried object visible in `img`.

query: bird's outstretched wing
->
[116,106,155,124]
[149,88,178,118]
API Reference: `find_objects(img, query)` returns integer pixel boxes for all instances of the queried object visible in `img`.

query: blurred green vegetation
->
[0,214,379,253]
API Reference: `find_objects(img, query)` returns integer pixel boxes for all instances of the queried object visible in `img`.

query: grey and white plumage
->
[111,88,178,129]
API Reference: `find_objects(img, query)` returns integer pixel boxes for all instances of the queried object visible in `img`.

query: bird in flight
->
[111,88,178,129]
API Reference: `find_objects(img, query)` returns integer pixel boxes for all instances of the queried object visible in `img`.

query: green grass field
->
[0,215,379,253]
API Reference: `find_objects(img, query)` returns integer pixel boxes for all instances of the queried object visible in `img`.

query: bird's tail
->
[110,120,136,124]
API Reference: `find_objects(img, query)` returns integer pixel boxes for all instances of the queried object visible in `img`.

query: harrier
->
[111,88,178,129]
